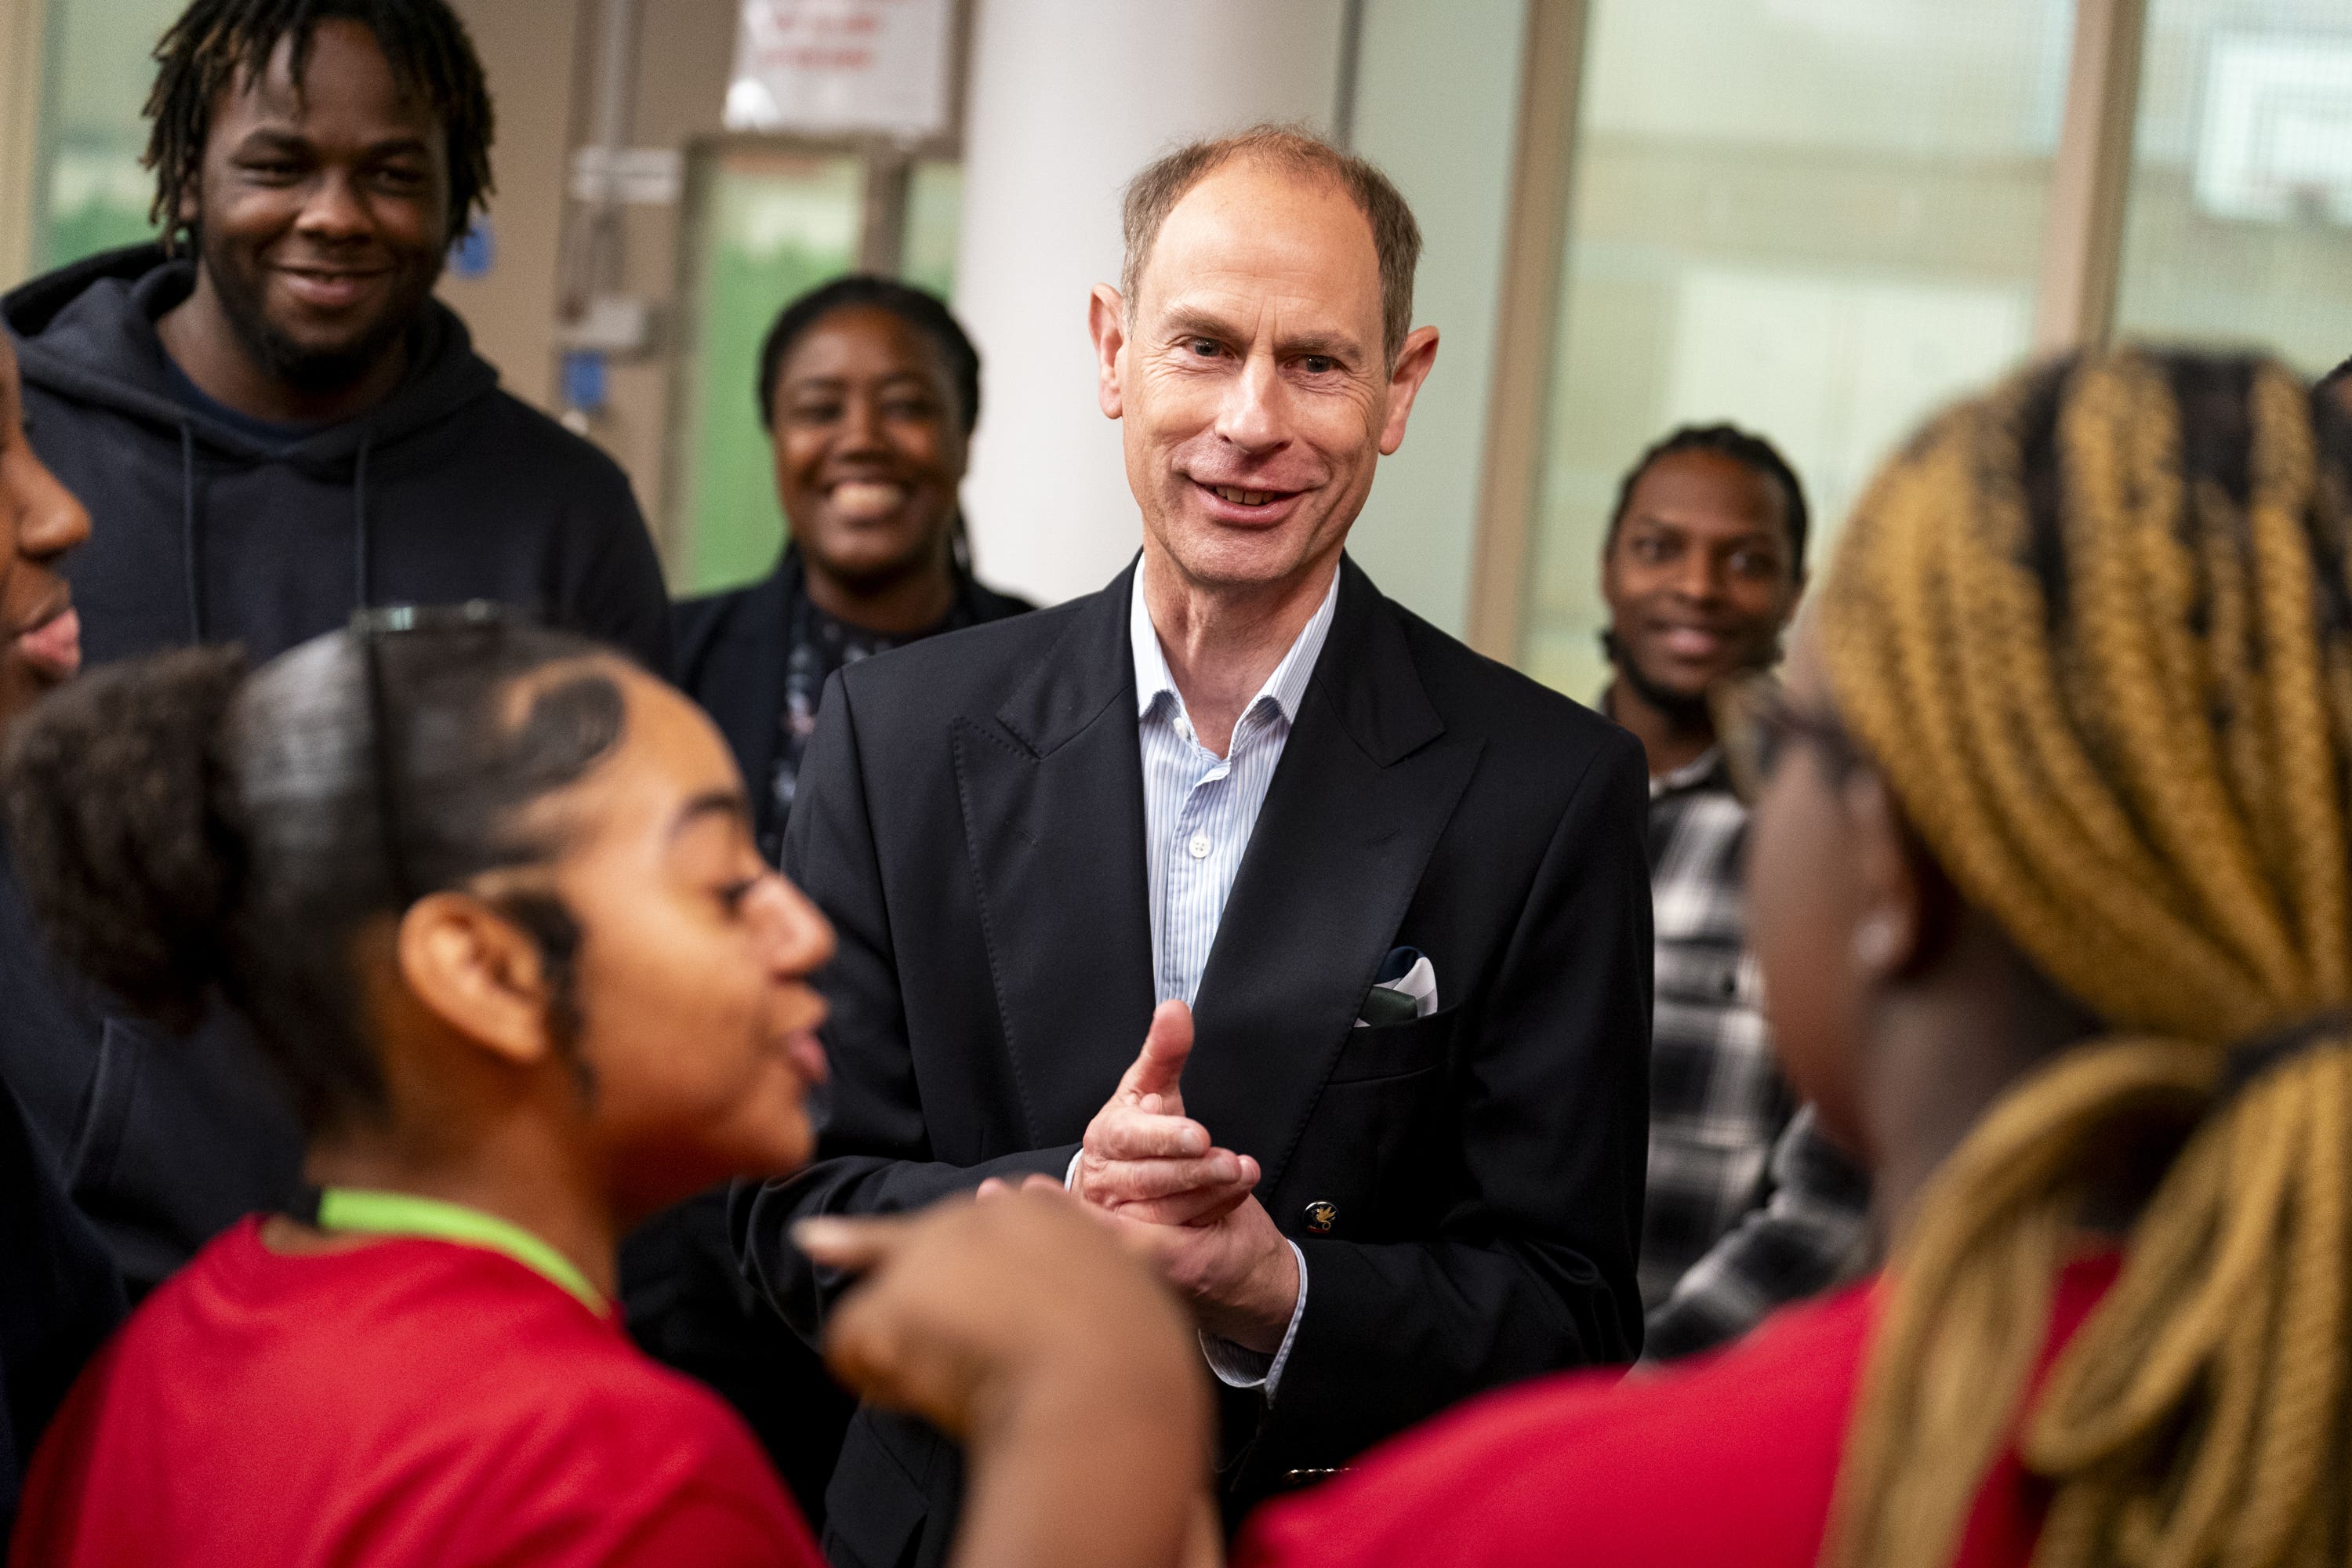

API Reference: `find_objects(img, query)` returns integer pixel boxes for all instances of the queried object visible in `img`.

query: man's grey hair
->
[1119,124,1423,366]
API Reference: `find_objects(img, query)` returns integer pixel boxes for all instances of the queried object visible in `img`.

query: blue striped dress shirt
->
[1123,558,1338,1397]
[1132,561,1340,1007]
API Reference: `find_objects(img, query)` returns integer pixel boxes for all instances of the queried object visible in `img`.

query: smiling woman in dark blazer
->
[670,278,1033,866]
[631,277,1029,1527]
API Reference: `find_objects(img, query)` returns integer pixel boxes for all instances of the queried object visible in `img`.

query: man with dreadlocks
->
[1221,347,2352,1568]
[1595,423,1875,1361]
[0,0,669,1298]
[0,0,668,674]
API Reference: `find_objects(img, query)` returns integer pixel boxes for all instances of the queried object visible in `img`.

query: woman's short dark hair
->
[756,275,981,435]
[1,615,626,1133]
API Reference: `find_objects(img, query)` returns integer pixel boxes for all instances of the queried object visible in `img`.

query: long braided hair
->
[1817,347,2352,1568]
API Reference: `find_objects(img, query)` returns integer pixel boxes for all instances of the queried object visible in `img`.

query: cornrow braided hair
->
[1817,347,2352,1568]
[1607,422,1812,572]
[143,0,494,250]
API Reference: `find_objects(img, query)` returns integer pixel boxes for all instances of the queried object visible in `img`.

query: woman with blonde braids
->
[1213,347,2352,1568]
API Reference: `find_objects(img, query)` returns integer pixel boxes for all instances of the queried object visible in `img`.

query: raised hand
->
[797,1189,1197,1438]
[1073,1000,1259,1227]
[1058,1004,1301,1353]
[797,1191,1214,1568]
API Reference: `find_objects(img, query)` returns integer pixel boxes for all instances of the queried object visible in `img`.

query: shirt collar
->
[1131,557,1341,728]
[1650,745,1730,800]
[1597,681,1735,801]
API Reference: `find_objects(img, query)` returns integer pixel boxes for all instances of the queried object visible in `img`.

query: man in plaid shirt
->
[1596,425,1872,1361]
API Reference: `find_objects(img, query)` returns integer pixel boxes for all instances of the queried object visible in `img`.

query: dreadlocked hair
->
[143,0,494,249]
[1818,347,2352,1568]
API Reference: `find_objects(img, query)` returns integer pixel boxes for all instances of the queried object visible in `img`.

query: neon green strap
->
[314,1187,606,1314]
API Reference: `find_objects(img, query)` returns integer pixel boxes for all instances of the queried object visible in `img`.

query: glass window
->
[31,0,183,269]
[902,158,961,298]
[2111,0,2352,375]
[1516,0,2076,700]
[668,150,865,596]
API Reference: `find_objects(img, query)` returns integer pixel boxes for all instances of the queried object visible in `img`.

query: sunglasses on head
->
[352,601,520,908]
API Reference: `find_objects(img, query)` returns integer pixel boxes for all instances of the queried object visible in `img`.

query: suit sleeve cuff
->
[1200,1240,1308,1400]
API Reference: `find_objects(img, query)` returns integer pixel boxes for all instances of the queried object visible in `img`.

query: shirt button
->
[1189,833,1211,859]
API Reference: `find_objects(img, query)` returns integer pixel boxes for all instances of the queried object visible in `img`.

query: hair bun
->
[2,645,249,1029]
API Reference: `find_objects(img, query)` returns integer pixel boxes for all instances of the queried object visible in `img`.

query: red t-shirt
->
[11,1217,823,1568]
[1235,1256,2120,1568]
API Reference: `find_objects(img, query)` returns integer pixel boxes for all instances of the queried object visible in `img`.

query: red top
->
[11,1217,822,1568]
[1235,1256,2120,1568]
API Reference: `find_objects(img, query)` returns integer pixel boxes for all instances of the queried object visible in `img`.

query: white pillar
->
[952,0,1348,605]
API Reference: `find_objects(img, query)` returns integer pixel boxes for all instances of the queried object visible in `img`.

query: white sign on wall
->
[724,0,955,139]
[568,147,684,205]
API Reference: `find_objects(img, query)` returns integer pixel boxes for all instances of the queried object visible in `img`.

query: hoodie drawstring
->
[178,423,201,644]
[351,428,376,612]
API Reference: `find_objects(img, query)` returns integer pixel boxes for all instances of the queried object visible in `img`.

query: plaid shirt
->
[1635,748,1875,1361]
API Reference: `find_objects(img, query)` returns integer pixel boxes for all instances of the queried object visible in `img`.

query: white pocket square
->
[1355,948,1439,1027]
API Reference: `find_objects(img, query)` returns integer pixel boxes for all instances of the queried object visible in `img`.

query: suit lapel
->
[1186,560,1482,1190]
[951,566,1157,1145]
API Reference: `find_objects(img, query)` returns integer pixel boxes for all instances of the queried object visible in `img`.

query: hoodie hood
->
[2,243,499,471]
[2,243,509,644]
[2,243,670,677]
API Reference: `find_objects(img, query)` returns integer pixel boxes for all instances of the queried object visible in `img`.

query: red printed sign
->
[724,0,953,138]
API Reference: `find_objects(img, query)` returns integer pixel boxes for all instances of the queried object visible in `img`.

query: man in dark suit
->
[735,124,1653,1568]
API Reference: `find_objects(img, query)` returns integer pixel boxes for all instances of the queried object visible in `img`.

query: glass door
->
[667,148,865,596]
[1515,0,2078,699]
[30,0,185,268]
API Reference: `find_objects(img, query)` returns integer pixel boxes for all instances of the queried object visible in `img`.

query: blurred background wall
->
[1,0,2347,699]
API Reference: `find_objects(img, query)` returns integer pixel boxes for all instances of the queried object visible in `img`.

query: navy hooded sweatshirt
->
[2,244,669,669]
[0,1064,122,1544]
[0,840,299,1298]
[0,839,126,1536]
[0,246,670,1295]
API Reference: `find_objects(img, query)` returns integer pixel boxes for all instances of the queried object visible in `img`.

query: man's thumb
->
[1129,998,1194,1098]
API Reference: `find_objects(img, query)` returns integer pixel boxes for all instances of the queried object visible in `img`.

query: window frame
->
[0,0,45,284]
[652,0,975,586]
[1470,0,2152,664]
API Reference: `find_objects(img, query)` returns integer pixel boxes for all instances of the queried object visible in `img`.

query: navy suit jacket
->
[735,555,1653,1568]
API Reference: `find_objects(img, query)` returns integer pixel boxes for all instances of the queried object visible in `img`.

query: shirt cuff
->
[1200,1241,1308,1400]
[1063,1149,1083,1191]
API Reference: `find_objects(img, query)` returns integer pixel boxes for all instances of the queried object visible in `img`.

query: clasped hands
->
[786,1006,1287,1565]
[1065,999,1300,1355]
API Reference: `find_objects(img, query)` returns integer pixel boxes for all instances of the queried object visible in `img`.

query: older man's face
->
[1097,161,1436,593]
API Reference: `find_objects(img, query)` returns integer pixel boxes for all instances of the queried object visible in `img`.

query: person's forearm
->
[1194,1236,1301,1353]
[952,1363,1214,1568]
[733,1145,1083,1335]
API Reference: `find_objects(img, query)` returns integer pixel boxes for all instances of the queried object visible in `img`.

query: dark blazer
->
[673,546,1035,857]
[735,555,1653,1568]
